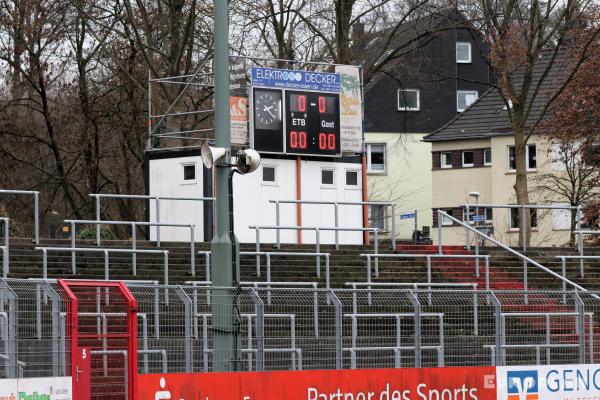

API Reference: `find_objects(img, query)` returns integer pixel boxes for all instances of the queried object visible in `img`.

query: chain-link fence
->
[1,279,600,380]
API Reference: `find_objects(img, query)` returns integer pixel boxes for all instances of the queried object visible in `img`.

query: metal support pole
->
[521,206,527,252]
[576,206,584,275]
[255,227,260,274]
[328,290,343,370]
[574,292,585,364]
[155,198,161,246]
[275,201,280,248]
[465,205,471,250]
[71,221,76,274]
[250,289,264,372]
[561,258,567,304]
[95,195,101,246]
[426,256,432,305]
[2,219,8,278]
[407,291,421,368]
[211,0,241,372]
[523,259,528,305]
[34,191,40,245]
[131,223,137,275]
[437,211,443,254]
[190,226,195,276]
[334,202,339,249]
[391,204,396,250]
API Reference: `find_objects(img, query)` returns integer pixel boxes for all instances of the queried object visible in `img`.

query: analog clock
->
[254,90,282,130]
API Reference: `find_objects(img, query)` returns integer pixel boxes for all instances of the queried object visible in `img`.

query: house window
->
[456,42,472,63]
[508,144,537,171]
[441,152,453,169]
[345,170,359,187]
[441,209,454,226]
[510,208,538,229]
[462,151,474,167]
[484,149,492,166]
[367,144,386,173]
[369,205,387,231]
[321,169,335,186]
[397,89,420,111]
[485,207,493,222]
[182,164,196,181]
[457,90,478,112]
[262,166,276,183]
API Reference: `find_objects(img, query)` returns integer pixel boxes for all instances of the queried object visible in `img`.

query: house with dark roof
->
[422,51,578,246]
[362,9,492,239]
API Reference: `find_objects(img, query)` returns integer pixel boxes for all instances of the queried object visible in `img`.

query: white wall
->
[148,156,204,242]
[148,155,364,244]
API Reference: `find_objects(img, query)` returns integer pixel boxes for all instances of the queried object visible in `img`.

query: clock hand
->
[263,105,274,111]
[265,108,276,118]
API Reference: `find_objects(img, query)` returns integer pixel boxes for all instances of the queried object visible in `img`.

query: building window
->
[441,152,453,169]
[182,164,196,182]
[456,42,472,63]
[397,89,420,111]
[262,166,276,183]
[510,208,538,229]
[485,207,493,222]
[508,144,537,171]
[457,90,478,112]
[321,169,335,186]
[369,205,387,231]
[441,209,454,226]
[345,170,359,187]
[462,151,474,167]
[367,144,386,173]
[484,149,492,166]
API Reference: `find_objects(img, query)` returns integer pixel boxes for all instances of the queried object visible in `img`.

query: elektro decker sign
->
[497,364,600,400]
[138,366,496,400]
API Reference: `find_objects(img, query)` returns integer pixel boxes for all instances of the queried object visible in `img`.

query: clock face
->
[254,90,282,130]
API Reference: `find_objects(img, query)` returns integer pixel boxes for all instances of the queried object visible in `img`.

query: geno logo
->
[507,370,539,400]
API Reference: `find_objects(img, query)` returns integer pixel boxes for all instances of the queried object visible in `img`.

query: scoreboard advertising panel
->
[250,67,342,157]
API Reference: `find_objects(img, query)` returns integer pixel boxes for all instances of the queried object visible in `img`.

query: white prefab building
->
[145,150,366,245]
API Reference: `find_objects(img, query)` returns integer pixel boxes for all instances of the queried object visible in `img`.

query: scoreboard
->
[250,67,342,157]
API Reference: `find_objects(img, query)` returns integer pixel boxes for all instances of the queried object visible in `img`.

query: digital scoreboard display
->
[250,67,342,157]
[285,91,340,156]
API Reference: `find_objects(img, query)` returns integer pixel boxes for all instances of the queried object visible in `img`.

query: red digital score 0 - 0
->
[285,90,341,156]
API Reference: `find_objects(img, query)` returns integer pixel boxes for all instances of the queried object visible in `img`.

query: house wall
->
[366,132,433,240]
[431,136,572,246]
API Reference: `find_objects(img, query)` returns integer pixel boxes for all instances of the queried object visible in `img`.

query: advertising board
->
[497,364,600,400]
[0,377,72,400]
[139,366,496,400]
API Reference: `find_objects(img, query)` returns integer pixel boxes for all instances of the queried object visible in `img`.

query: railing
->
[4,280,600,373]
[197,250,330,289]
[65,219,195,276]
[576,230,600,274]
[360,253,490,293]
[34,246,169,283]
[556,255,600,303]
[461,203,582,251]
[269,199,396,249]
[89,193,214,245]
[438,210,590,303]
[249,225,380,257]
[0,189,40,244]
[0,218,8,278]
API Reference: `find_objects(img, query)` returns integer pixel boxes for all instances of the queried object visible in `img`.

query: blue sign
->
[471,215,486,222]
[400,212,416,220]
[251,67,341,92]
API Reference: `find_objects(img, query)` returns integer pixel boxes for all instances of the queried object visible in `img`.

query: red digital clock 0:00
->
[318,133,336,150]
[289,131,307,149]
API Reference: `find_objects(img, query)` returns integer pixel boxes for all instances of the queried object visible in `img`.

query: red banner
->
[138,366,496,400]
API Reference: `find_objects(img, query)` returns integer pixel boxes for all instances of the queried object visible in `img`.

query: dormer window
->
[456,42,472,63]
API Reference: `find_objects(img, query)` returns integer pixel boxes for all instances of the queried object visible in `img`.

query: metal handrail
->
[437,210,591,303]
[0,218,8,277]
[461,203,582,252]
[556,255,600,303]
[269,199,396,249]
[360,253,490,297]
[65,219,195,277]
[0,190,39,244]
[345,282,478,335]
[89,193,214,245]
[34,246,169,284]
[575,230,600,275]
[249,225,379,259]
